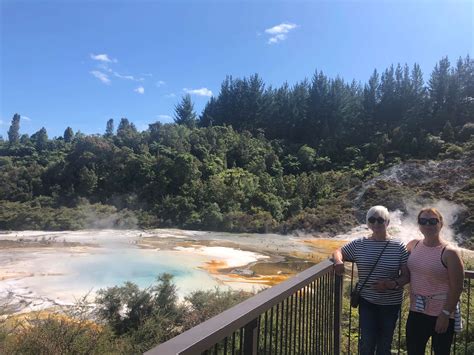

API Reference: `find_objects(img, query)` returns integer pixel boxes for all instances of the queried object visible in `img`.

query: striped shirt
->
[341,237,409,305]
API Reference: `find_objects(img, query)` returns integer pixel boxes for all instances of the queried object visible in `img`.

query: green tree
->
[174,94,197,128]
[64,126,74,143]
[441,121,455,142]
[105,118,114,137]
[115,118,141,149]
[7,113,20,144]
[30,127,48,150]
[76,167,98,196]
[297,145,316,171]
[429,57,451,114]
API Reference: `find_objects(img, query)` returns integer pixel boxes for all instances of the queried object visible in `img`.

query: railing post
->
[243,317,258,355]
[334,273,343,355]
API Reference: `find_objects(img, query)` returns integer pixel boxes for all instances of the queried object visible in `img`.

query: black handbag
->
[350,240,389,308]
[350,283,361,308]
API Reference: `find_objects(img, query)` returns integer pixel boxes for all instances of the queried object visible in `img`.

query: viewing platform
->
[147,259,473,354]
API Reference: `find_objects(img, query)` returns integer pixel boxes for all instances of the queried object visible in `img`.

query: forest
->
[1,56,473,244]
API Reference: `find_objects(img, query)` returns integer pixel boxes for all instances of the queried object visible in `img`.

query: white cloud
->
[90,53,117,63]
[265,22,297,35]
[0,119,4,126]
[156,80,166,87]
[134,86,145,94]
[268,34,287,44]
[264,22,298,44]
[114,72,135,80]
[164,93,177,98]
[113,71,144,82]
[158,114,172,120]
[90,70,111,84]
[21,115,31,121]
[183,87,213,97]
[97,63,113,73]
[89,54,146,86]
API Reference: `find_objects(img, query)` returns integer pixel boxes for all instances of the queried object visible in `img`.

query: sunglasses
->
[418,218,440,226]
[368,217,386,224]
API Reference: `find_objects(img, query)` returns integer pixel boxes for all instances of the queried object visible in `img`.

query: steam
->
[83,211,138,229]
[337,199,463,246]
[399,199,463,244]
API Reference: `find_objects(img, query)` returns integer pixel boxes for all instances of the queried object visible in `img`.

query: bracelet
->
[441,309,451,316]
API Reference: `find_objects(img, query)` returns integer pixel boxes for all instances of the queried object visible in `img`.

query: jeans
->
[359,297,401,355]
[406,311,455,355]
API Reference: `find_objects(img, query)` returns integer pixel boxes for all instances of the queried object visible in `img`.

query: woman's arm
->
[374,263,410,291]
[383,240,416,289]
[374,242,411,291]
[395,263,410,287]
[406,239,420,253]
[443,248,464,312]
[332,239,359,276]
[435,247,464,333]
[332,248,345,276]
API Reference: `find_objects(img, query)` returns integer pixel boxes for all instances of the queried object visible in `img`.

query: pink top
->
[407,241,449,316]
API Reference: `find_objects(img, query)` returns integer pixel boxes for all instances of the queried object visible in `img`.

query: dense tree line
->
[200,56,473,159]
[0,56,473,237]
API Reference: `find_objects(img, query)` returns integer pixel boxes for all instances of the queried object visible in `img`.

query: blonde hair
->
[366,205,390,224]
[418,207,444,224]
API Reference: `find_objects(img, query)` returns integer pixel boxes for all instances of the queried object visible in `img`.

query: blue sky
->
[0,0,472,138]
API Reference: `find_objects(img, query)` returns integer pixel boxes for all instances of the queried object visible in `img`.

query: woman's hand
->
[435,313,450,333]
[372,279,395,291]
[332,249,345,276]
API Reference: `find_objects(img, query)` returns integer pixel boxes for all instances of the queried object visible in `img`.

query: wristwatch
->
[441,309,451,316]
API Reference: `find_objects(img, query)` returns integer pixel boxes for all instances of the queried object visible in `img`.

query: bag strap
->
[440,246,448,268]
[357,240,390,292]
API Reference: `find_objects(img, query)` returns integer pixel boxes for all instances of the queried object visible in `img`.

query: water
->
[20,248,219,298]
[0,230,263,311]
[1,215,469,314]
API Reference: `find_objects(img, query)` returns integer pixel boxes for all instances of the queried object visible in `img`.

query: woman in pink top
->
[406,208,464,355]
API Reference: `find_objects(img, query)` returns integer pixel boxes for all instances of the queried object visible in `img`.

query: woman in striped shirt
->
[405,208,464,355]
[333,206,410,355]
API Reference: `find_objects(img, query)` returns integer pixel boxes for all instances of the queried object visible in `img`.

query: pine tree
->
[442,121,455,142]
[199,97,218,127]
[64,127,74,143]
[105,119,114,137]
[117,118,132,135]
[7,113,20,144]
[174,94,197,128]
[429,57,451,113]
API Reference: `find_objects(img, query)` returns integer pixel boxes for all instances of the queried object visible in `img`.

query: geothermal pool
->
[0,229,343,313]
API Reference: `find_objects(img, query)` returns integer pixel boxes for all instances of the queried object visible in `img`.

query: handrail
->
[145,259,335,355]
[146,260,474,355]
